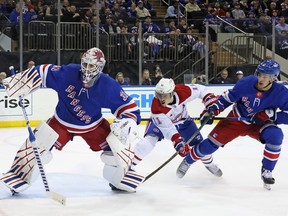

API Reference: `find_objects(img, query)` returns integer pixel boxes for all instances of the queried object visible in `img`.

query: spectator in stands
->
[0,72,7,88]
[0,0,7,14]
[141,69,153,85]
[185,0,201,20]
[9,2,37,25]
[142,0,156,17]
[102,15,117,34]
[239,0,250,14]
[220,11,236,33]
[61,4,81,22]
[231,2,246,28]
[277,30,288,59]
[184,26,207,58]
[280,0,288,17]
[165,0,179,20]
[143,15,160,33]
[234,70,244,83]
[242,11,262,33]
[271,9,280,24]
[90,15,105,34]
[115,72,130,85]
[275,16,288,36]
[100,7,112,24]
[111,3,128,22]
[192,74,206,85]
[161,19,176,33]
[203,8,218,42]
[127,2,137,20]
[152,64,163,85]
[214,2,226,17]
[267,2,279,17]
[177,17,188,33]
[135,0,151,19]
[116,19,125,33]
[211,69,234,84]
[61,0,70,17]
[116,25,133,60]
[27,60,35,69]
[127,0,138,9]
[185,0,201,13]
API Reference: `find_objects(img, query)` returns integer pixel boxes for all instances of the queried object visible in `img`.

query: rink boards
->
[0,85,234,127]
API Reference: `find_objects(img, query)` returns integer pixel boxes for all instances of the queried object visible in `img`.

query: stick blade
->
[48,191,67,205]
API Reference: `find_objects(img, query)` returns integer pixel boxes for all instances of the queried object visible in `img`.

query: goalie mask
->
[81,47,106,88]
[155,78,175,106]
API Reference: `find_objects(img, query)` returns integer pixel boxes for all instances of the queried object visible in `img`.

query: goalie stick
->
[144,113,213,182]
[8,66,66,205]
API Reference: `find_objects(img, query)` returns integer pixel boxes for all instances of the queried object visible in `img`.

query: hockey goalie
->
[0,47,145,195]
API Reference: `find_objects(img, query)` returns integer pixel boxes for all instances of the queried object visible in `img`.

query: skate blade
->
[263,183,271,190]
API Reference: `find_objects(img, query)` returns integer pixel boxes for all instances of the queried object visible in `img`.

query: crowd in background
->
[1,0,288,85]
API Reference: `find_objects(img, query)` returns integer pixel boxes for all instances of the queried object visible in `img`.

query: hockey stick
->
[144,113,213,182]
[9,66,66,205]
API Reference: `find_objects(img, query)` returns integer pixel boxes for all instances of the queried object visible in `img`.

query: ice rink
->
[0,124,288,216]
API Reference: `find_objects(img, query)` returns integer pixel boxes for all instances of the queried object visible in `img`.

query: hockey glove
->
[207,100,225,116]
[172,134,190,157]
[250,109,276,126]
[199,110,214,125]
[202,93,218,109]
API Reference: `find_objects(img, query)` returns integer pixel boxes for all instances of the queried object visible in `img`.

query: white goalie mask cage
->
[81,47,106,85]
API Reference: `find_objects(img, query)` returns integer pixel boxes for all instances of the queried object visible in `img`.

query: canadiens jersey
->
[220,75,288,120]
[35,64,141,133]
[150,84,208,140]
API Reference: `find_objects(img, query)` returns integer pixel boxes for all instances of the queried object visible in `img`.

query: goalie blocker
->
[0,121,58,194]
[101,118,145,192]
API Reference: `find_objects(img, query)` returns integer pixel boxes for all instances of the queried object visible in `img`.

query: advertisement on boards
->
[0,91,33,116]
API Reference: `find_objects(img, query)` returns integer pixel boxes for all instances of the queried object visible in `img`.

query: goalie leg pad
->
[100,151,117,167]
[103,131,146,192]
[103,165,145,192]
[0,121,58,193]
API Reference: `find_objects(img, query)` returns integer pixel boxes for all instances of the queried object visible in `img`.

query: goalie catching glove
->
[3,66,42,98]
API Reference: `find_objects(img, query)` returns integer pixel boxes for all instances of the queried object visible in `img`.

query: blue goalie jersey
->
[35,64,141,132]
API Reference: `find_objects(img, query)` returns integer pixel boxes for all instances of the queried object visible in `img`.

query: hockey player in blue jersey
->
[176,59,288,190]
[0,47,144,194]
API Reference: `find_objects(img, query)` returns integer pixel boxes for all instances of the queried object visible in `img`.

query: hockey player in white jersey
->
[0,47,144,195]
[131,78,223,177]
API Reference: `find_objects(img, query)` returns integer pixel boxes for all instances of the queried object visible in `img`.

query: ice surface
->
[0,125,288,216]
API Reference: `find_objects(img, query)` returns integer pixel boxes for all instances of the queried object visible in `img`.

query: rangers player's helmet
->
[255,59,280,77]
[81,47,106,87]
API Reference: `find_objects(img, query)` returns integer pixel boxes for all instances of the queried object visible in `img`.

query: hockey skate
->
[176,159,191,178]
[204,163,223,177]
[261,168,275,190]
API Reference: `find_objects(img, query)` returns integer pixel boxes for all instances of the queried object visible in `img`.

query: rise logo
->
[0,95,30,108]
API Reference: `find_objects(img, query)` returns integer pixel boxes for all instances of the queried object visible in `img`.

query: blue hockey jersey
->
[35,64,141,133]
[219,75,288,120]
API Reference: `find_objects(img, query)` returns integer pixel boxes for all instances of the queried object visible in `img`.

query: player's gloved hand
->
[250,109,276,126]
[172,134,190,157]
[206,100,225,116]
[202,93,218,109]
[199,110,214,125]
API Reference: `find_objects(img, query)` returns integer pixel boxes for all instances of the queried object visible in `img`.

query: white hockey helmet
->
[155,78,175,94]
[155,78,175,103]
[81,47,106,87]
